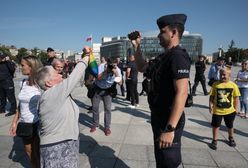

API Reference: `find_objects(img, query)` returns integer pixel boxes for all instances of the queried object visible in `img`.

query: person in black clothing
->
[0,51,17,116]
[126,55,139,108]
[116,57,125,96]
[192,55,208,96]
[129,14,190,167]
[68,61,75,74]
[46,47,56,65]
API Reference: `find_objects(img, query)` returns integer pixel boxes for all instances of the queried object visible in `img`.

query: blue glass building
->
[100,31,203,63]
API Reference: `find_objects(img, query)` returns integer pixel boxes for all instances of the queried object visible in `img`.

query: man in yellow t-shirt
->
[209,67,240,150]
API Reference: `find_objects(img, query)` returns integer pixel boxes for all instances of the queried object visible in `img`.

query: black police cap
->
[47,47,54,52]
[157,14,187,29]
[0,51,7,59]
[217,57,225,61]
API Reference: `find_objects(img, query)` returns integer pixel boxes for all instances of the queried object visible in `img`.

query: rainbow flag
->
[86,50,98,78]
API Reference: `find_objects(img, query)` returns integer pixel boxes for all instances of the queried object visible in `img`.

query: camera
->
[128,31,140,40]
[107,64,116,70]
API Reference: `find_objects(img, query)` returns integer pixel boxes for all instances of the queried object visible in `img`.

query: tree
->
[37,51,48,65]
[0,45,11,56]
[228,40,235,49]
[16,48,28,63]
[31,47,39,56]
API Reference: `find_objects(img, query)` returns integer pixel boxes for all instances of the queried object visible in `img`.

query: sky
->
[0,0,247,54]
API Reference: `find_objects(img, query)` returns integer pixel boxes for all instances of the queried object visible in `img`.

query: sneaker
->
[86,106,92,110]
[237,111,245,116]
[209,140,217,150]
[135,104,139,107]
[5,112,15,117]
[90,126,98,133]
[228,137,236,147]
[128,105,136,109]
[104,128,111,136]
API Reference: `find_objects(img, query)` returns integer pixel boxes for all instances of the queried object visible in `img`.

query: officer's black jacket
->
[147,45,190,120]
[195,61,206,76]
[0,61,15,81]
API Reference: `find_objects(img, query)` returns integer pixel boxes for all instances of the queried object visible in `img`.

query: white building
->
[93,43,101,61]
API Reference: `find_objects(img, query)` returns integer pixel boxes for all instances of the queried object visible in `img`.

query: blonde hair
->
[22,56,43,86]
[220,66,231,75]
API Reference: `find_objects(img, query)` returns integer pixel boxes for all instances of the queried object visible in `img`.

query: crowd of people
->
[0,13,247,168]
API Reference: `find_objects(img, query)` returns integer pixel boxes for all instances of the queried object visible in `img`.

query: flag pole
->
[91,34,93,48]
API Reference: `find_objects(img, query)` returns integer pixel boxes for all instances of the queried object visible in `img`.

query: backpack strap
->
[20,79,26,90]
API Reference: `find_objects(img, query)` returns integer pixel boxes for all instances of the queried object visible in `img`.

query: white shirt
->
[237,70,248,88]
[18,80,41,123]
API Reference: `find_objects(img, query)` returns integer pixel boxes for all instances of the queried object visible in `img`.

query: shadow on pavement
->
[72,98,91,110]
[183,130,211,145]
[112,97,131,106]
[8,136,31,168]
[113,106,150,120]
[79,133,129,168]
[79,112,93,129]
[188,118,248,138]
[192,103,209,109]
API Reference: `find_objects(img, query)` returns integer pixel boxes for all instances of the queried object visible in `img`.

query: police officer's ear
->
[171,29,176,38]
[172,29,176,35]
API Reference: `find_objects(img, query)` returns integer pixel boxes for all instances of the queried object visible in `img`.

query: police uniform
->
[0,52,17,116]
[192,56,208,95]
[147,14,190,168]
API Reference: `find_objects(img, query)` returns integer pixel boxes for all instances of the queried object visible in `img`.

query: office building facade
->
[100,31,202,63]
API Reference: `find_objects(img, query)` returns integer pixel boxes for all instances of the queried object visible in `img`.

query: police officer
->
[129,14,190,167]
[0,51,17,116]
[45,47,56,65]
[192,55,208,96]
[208,56,225,86]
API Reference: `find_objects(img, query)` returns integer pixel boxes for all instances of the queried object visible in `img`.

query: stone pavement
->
[0,65,248,168]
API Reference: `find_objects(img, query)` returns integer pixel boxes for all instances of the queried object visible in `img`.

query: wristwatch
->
[163,124,176,133]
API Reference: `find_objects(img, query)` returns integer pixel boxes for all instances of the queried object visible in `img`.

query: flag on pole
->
[86,36,92,42]
[82,48,98,77]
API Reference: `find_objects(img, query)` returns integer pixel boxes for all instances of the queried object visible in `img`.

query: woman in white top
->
[9,56,43,168]
[236,60,248,118]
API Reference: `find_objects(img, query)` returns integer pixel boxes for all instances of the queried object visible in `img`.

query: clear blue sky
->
[0,0,247,54]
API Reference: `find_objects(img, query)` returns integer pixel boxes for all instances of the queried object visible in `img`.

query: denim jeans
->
[239,88,248,114]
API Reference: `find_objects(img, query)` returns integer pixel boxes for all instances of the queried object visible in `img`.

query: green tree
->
[37,51,48,65]
[228,40,235,49]
[16,48,28,63]
[31,47,39,56]
[225,40,246,62]
[0,45,11,56]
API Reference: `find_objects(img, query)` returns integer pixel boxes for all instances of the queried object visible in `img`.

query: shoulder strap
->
[20,79,26,90]
[188,81,192,94]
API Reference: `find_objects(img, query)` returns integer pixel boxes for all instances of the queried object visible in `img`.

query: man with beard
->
[46,47,56,66]
[129,14,190,167]
[192,55,208,96]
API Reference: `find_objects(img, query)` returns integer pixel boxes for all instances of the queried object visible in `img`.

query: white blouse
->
[237,70,248,88]
[18,80,41,123]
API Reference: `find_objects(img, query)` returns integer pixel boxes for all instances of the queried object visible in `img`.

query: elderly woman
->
[9,56,43,168]
[35,48,89,168]
[51,58,67,78]
[236,60,248,118]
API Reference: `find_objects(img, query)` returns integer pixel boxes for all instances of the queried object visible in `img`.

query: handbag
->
[208,78,216,86]
[16,122,33,138]
[185,81,193,107]
[87,84,95,99]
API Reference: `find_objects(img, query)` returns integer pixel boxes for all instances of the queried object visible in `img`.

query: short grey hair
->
[35,66,54,90]
[51,58,64,67]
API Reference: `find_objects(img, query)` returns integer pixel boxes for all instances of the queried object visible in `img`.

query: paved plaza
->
[0,65,248,168]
